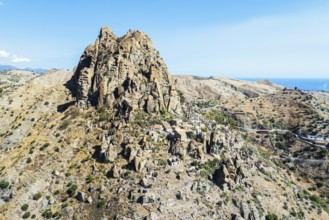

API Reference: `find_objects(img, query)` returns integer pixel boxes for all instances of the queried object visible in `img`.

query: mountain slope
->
[174,75,282,102]
[0,27,328,220]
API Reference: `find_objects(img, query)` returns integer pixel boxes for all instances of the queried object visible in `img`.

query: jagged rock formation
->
[72,26,181,117]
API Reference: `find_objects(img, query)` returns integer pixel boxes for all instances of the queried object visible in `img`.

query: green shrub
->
[151,171,158,177]
[201,127,208,132]
[67,184,78,197]
[200,170,208,178]
[40,143,50,151]
[309,194,329,213]
[0,180,10,189]
[177,90,186,104]
[266,213,279,220]
[99,113,108,122]
[81,157,89,163]
[290,211,297,217]
[33,192,42,200]
[275,142,284,149]
[157,159,167,166]
[86,175,94,183]
[186,131,195,139]
[203,109,239,127]
[26,158,32,164]
[42,209,53,219]
[190,160,200,167]
[200,158,221,174]
[97,105,106,114]
[22,212,31,219]
[21,204,29,211]
[59,120,69,130]
[52,211,61,218]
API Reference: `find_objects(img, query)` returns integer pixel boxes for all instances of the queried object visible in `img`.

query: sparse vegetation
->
[22,212,31,219]
[157,159,167,166]
[177,90,186,104]
[203,109,239,127]
[0,180,10,189]
[86,174,94,183]
[33,192,42,200]
[59,120,69,130]
[40,143,50,151]
[21,204,29,211]
[67,184,78,197]
[42,209,53,219]
[266,213,278,220]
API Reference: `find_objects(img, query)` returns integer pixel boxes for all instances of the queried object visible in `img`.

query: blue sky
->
[0,0,328,78]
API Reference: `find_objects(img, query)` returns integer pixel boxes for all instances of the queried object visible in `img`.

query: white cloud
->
[0,50,10,58]
[11,55,31,63]
[0,51,31,63]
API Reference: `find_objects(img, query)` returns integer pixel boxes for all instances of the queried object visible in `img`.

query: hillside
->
[0,27,329,220]
[174,75,282,102]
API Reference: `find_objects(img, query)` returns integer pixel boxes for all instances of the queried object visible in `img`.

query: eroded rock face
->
[72,26,181,116]
[213,154,250,190]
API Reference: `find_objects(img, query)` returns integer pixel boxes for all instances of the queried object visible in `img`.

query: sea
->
[240,78,329,92]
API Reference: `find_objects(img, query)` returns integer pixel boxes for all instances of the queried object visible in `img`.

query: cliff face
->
[72,26,181,116]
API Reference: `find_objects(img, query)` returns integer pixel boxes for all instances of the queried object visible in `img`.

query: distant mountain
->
[0,64,48,73]
[21,67,49,74]
[0,65,18,71]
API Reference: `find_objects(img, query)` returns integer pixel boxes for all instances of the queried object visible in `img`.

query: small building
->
[168,157,181,166]
[306,135,327,141]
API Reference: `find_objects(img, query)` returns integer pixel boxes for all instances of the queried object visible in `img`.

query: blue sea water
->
[240,78,329,92]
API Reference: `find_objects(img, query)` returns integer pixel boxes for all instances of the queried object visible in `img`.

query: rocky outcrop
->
[108,165,120,178]
[71,26,181,117]
[98,136,117,163]
[207,129,224,155]
[213,154,250,189]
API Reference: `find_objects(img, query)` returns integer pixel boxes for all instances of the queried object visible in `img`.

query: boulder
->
[77,191,86,202]
[134,156,146,172]
[109,165,120,178]
[240,202,250,219]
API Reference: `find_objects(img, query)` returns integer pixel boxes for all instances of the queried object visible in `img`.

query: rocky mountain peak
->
[72,26,181,117]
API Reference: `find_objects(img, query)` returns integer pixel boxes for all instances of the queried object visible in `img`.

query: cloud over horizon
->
[0,50,10,58]
[11,55,31,63]
[0,50,31,63]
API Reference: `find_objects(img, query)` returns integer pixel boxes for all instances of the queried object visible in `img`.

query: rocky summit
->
[1,26,329,220]
[71,26,181,118]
